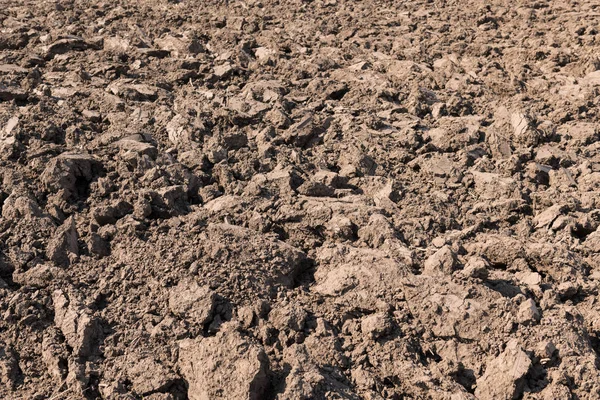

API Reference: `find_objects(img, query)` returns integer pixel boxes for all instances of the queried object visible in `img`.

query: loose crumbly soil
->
[1,0,600,399]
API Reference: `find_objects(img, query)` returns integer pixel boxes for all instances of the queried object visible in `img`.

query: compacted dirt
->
[1,0,600,398]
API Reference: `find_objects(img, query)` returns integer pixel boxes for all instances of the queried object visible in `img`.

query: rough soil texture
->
[1,0,600,399]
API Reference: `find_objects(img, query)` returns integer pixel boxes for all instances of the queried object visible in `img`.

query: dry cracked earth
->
[1,0,600,399]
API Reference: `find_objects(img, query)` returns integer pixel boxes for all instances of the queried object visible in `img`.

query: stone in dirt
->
[178,328,269,400]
